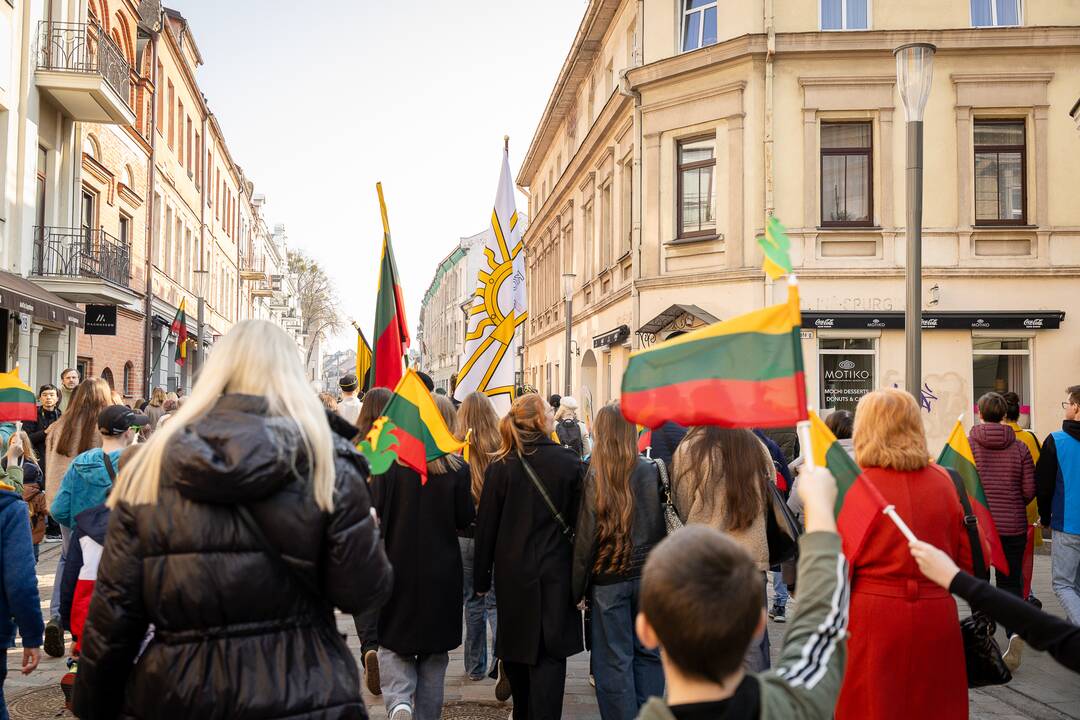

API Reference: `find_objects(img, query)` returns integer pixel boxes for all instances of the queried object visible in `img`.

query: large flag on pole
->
[454,140,527,415]
[353,322,373,393]
[937,420,1009,574]
[620,279,807,430]
[370,183,410,390]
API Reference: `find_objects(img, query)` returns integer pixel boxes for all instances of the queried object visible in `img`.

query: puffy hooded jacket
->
[0,472,43,651]
[969,423,1035,536]
[71,394,393,720]
[50,448,121,530]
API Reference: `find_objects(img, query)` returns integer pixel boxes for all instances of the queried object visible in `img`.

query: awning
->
[0,270,84,328]
[637,304,720,335]
[802,311,1065,331]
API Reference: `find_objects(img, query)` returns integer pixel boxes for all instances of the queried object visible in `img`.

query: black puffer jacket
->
[72,394,393,720]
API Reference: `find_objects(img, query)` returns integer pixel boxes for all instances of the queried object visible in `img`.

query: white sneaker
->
[1003,634,1023,672]
[389,705,413,720]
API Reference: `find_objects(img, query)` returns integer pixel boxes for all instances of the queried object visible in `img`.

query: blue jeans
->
[772,569,789,608]
[459,537,497,678]
[1052,530,1080,624]
[378,649,449,720]
[49,525,71,620]
[590,579,664,720]
[1,648,8,720]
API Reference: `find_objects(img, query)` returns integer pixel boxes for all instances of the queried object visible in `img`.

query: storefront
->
[0,270,85,389]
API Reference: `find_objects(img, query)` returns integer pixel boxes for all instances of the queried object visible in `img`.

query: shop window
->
[973,337,1031,426]
[971,0,1021,27]
[819,337,876,414]
[974,120,1026,225]
[77,358,92,383]
[821,122,872,226]
[681,0,718,52]
[822,0,869,30]
[677,136,716,240]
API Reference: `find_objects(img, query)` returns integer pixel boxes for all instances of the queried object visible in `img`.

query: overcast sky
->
[175,0,584,352]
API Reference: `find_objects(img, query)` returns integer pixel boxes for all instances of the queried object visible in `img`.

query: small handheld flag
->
[757,216,793,280]
[358,369,465,484]
[0,369,38,422]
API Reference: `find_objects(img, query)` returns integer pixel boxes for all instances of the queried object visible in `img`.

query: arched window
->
[123,361,134,396]
[120,165,134,188]
[101,367,114,389]
[82,134,99,159]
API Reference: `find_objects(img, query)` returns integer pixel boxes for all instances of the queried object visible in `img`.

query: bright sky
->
[174,0,585,352]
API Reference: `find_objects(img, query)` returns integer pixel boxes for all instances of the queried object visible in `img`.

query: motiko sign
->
[818,338,876,414]
[84,304,118,335]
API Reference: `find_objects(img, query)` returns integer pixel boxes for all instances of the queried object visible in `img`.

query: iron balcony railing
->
[37,21,131,102]
[33,226,132,288]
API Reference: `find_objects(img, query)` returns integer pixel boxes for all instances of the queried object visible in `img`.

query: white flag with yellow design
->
[454,145,527,415]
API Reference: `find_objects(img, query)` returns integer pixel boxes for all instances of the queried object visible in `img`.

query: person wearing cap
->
[337,374,362,426]
[50,406,145,534]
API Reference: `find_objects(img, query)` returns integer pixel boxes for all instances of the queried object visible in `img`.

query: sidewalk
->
[7,542,1080,719]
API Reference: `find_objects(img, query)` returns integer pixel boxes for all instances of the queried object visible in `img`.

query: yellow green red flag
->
[0,369,37,422]
[757,216,793,280]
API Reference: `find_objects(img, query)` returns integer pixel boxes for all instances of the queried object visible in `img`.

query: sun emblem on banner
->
[456,210,527,404]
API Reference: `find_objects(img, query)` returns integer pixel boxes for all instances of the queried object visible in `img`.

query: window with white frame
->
[972,338,1032,426]
[819,337,876,415]
[681,0,718,53]
[970,0,1021,27]
[821,0,869,30]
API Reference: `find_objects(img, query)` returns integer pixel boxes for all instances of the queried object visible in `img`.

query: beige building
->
[519,0,1080,447]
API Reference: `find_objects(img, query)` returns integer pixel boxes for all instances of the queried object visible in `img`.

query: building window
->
[974,120,1026,225]
[186,117,193,172]
[101,367,114,390]
[156,63,164,133]
[821,0,869,30]
[973,338,1031,425]
[118,213,130,250]
[681,0,718,52]
[177,100,184,163]
[81,190,97,252]
[620,157,632,257]
[600,182,612,269]
[971,0,1021,26]
[820,122,872,226]
[583,199,594,279]
[194,133,201,188]
[123,362,134,396]
[819,337,876,414]
[676,136,716,240]
[167,81,175,148]
[82,135,99,159]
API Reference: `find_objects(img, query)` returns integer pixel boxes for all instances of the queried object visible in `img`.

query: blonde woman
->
[70,320,392,719]
[454,392,501,682]
[144,387,167,432]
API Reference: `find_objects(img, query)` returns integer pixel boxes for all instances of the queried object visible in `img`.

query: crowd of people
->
[1,319,1078,720]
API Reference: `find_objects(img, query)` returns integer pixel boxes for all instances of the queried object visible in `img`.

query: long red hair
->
[496,394,551,458]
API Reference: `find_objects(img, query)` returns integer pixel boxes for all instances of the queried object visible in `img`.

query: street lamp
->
[192,268,210,383]
[894,42,936,398]
[562,272,576,396]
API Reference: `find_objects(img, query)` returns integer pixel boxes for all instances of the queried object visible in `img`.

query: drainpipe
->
[763,0,776,308]
[143,30,158,398]
[199,112,208,373]
[618,0,645,350]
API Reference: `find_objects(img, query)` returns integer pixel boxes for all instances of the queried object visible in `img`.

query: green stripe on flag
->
[826,441,861,517]
[940,443,989,507]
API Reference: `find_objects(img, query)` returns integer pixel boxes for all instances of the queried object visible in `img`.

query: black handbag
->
[653,458,684,535]
[766,476,802,566]
[944,468,1012,688]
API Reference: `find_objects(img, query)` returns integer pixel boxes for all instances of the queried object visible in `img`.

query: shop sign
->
[85,304,118,335]
[803,311,1064,331]
[820,355,874,412]
[593,325,630,348]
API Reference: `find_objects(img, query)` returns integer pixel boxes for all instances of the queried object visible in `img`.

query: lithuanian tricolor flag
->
[937,420,1008,574]
[171,299,188,366]
[369,183,410,390]
[757,216,793,280]
[360,369,464,483]
[0,369,38,422]
[807,410,886,561]
[621,282,806,429]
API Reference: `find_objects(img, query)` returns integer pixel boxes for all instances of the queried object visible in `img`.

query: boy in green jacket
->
[635,467,849,720]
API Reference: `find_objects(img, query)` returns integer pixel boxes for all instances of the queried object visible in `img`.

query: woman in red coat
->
[836,389,983,720]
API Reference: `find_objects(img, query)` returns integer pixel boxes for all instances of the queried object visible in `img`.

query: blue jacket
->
[50,448,121,530]
[0,486,44,649]
[1037,420,1080,534]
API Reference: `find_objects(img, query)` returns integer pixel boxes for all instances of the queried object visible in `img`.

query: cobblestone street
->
[7,540,1080,719]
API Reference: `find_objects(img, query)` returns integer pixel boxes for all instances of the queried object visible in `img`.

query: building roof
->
[421,246,468,308]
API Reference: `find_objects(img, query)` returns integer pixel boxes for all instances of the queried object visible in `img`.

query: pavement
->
[6,540,1080,719]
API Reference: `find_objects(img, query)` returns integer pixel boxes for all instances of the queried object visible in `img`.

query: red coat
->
[836,464,978,720]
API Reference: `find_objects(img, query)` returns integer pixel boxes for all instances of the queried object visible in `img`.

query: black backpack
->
[555,418,584,457]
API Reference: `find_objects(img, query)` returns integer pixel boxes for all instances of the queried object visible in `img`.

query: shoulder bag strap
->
[943,466,989,580]
[102,452,117,482]
[234,504,327,605]
[653,457,672,504]
[516,448,574,542]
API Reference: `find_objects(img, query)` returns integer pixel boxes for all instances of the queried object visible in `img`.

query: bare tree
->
[288,250,343,367]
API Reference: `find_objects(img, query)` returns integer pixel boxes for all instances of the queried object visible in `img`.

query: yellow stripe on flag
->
[394,370,465,456]
[944,420,977,467]
[0,369,33,392]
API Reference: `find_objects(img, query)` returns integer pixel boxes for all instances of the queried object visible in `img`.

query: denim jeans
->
[744,573,771,672]
[48,525,72,620]
[1,648,8,720]
[378,648,449,720]
[590,579,664,720]
[771,569,789,608]
[458,537,497,678]
[1052,530,1080,624]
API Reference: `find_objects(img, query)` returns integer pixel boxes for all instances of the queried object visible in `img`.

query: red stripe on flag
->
[374,321,406,390]
[388,426,428,484]
[621,373,808,429]
[0,402,40,422]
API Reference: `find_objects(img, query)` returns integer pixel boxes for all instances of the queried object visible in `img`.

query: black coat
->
[474,438,584,664]
[24,405,61,477]
[72,394,393,720]
[370,460,474,655]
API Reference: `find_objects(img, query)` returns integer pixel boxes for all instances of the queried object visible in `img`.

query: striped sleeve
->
[763,531,850,719]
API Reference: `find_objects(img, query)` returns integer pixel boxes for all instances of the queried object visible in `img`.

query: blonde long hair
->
[109,320,336,511]
[426,394,464,476]
[497,394,552,459]
[456,392,501,504]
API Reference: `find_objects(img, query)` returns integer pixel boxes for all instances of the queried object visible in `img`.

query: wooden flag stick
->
[883,505,919,543]
[796,418,815,472]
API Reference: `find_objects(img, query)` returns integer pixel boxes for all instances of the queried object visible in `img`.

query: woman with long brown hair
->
[41,377,111,656]
[572,404,666,719]
[671,425,774,671]
[835,389,981,720]
[474,393,584,719]
[454,392,501,682]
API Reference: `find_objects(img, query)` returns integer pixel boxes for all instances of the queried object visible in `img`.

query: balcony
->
[32,226,141,305]
[36,22,136,126]
[239,252,268,283]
